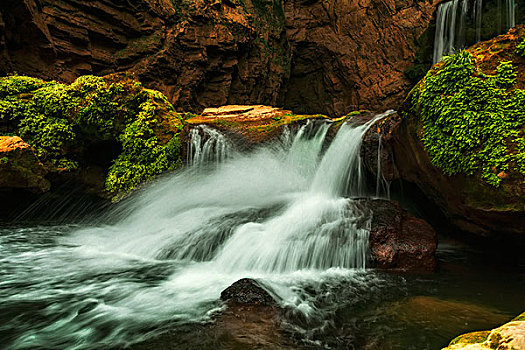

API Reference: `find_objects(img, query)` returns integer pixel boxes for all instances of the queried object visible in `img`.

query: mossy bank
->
[0,73,184,202]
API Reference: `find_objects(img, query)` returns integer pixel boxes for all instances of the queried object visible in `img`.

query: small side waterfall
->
[433,0,518,64]
[187,125,233,167]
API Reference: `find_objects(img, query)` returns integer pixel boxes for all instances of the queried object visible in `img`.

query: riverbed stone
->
[220,278,277,306]
[355,199,437,271]
[0,136,49,193]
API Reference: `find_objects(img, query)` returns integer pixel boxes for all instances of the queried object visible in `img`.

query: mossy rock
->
[0,73,184,199]
[449,331,491,346]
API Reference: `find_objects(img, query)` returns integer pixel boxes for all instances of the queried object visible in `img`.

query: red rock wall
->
[0,0,439,115]
[282,0,439,115]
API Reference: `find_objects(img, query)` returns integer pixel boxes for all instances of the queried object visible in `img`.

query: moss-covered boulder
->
[443,311,525,350]
[0,73,184,200]
[364,26,525,237]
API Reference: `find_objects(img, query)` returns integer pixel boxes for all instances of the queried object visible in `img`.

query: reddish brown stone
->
[355,199,437,272]
[0,136,49,193]
[282,0,440,115]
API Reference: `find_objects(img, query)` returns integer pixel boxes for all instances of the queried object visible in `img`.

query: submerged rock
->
[387,296,511,338]
[443,311,525,350]
[0,136,49,193]
[355,199,437,271]
[220,278,277,306]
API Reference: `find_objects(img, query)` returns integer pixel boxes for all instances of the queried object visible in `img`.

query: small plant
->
[516,37,525,57]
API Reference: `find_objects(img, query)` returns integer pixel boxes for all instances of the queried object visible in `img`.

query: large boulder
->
[362,26,525,238]
[355,199,438,271]
[0,136,49,193]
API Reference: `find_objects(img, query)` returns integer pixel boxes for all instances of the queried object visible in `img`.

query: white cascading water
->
[1,112,393,349]
[187,124,233,167]
[433,0,461,64]
[433,0,518,64]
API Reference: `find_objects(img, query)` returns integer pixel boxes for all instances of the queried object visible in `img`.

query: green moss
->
[0,75,46,98]
[449,330,490,345]
[405,50,525,187]
[516,37,525,57]
[0,73,184,198]
[512,312,525,321]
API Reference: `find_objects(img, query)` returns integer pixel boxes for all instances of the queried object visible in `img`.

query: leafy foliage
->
[516,37,525,57]
[406,51,525,187]
[0,74,184,198]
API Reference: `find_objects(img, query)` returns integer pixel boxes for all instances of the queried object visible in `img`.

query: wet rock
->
[355,199,437,271]
[0,136,49,193]
[443,311,525,350]
[220,278,277,306]
[185,104,327,145]
[131,280,296,349]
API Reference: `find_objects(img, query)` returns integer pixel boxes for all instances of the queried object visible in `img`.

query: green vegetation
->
[405,50,525,187]
[0,74,184,199]
[516,37,525,57]
[449,330,490,346]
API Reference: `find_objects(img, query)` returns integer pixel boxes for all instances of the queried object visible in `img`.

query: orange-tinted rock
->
[282,0,440,115]
[185,104,327,144]
[0,136,49,193]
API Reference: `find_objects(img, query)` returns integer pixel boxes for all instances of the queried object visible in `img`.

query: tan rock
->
[443,312,525,350]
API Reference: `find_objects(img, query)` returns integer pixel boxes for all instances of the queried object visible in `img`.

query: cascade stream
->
[1,113,392,349]
[433,0,518,63]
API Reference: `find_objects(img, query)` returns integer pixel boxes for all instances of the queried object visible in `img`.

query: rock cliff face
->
[0,0,290,113]
[282,0,439,115]
[0,0,439,115]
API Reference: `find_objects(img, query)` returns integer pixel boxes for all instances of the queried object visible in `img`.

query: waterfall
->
[475,0,483,42]
[187,125,232,167]
[507,0,516,28]
[1,112,393,349]
[433,0,461,64]
[433,0,518,64]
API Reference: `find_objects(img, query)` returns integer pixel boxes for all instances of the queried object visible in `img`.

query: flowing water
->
[1,112,524,350]
[433,0,518,63]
